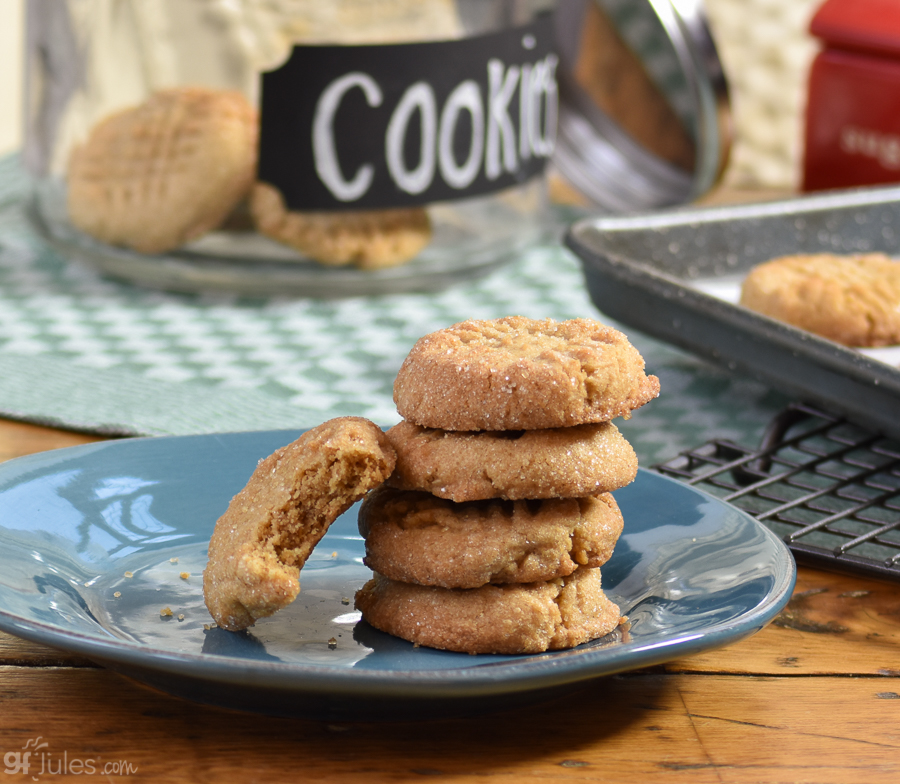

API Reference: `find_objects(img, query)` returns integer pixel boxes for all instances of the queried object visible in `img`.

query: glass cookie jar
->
[23,0,560,296]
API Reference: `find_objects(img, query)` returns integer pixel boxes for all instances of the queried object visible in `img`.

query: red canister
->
[803,0,900,191]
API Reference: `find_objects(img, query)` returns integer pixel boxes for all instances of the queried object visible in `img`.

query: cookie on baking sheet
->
[386,419,637,501]
[203,417,395,631]
[355,567,622,654]
[359,487,623,589]
[67,87,258,254]
[739,252,900,347]
[250,182,431,269]
[393,317,660,431]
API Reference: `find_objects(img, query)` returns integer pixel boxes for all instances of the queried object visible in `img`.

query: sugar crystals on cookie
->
[393,316,660,431]
[355,566,622,655]
[359,487,624,589]
[386,420,637,502]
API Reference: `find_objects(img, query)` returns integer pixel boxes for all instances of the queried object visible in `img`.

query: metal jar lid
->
[552,0,731,212]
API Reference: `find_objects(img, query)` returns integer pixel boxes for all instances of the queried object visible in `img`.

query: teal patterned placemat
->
[0,155,790,463]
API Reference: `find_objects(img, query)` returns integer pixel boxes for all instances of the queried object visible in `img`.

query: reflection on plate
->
[28,180,544,298]
[0,430,795,721]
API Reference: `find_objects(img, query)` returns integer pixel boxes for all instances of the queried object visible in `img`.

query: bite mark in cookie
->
[203,417,396,631]
[393,316,660,431]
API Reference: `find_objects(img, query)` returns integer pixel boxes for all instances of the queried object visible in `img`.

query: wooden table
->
[1,419,899,782]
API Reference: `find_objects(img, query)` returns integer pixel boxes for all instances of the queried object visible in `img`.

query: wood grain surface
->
[0,419,898,782]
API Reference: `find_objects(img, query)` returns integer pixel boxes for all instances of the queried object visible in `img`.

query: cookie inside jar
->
[26,0,558,296]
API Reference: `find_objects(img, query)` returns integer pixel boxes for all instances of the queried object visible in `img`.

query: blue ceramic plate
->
[0,430,795,721]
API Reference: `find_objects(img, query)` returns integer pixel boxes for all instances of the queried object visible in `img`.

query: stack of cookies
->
[355,316,660,654]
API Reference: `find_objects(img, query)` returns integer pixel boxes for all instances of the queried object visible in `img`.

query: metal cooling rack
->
[652,402,900,581]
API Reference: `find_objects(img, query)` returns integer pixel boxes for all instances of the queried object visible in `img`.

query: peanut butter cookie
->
[250,182,431,269]
[393,317,660,430]
[355,566,622,654]
[359,487,623,588]
[386,420,637,501]
[67,87,257,254]
[740,252,900,347]
[203,417,395,631]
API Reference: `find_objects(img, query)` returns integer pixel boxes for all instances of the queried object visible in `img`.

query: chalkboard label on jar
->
[257,15,557,211]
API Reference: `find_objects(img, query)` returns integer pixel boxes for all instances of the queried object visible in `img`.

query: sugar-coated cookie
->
[355,567,622,654]
[250,182,431,269]
[203,417,395,631]
[67,87,257,254]
[393,317,660,431]
[739,252,900,347]
[386,419,637,501]
[359,487,623,588]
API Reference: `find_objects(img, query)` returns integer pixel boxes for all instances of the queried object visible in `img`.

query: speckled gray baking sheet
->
[566,186,900,440]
